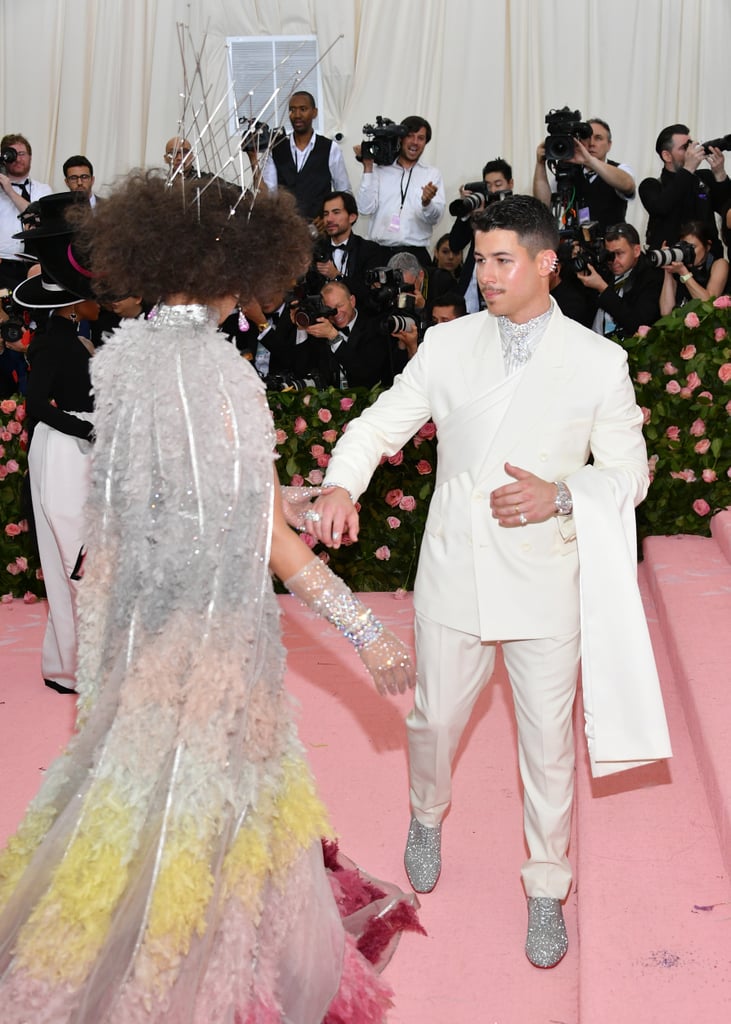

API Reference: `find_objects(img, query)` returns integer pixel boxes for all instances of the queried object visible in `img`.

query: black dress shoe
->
[44,678,78,695]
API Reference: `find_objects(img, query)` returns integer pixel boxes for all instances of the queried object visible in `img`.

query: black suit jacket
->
[639,167,731,256]
[307,312,390,388]
[324,232,383,310]
[592,256,663,339]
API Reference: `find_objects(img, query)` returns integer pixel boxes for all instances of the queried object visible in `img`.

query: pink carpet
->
[2,537,731,1021]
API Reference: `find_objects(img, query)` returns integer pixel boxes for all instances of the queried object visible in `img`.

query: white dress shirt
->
[356,159,445,248]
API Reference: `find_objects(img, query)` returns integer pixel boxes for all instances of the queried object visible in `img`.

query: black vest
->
[578,160,632,230]
[271,134,332,220]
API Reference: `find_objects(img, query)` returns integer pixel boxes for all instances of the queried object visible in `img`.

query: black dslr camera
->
[0,146,18,176]
[557,223,611,277]
[544,107,593,162]
[449,182,513,218]
[263,371,325,392]
[288,283,337,329]
[646,240,697,268]
[365,268,418,335]
[358,117,408,166]
[239,117,286,154]
[0,289,28,345]
[701,133,731,154]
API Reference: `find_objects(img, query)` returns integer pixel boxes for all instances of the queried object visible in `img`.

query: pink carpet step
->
[642,512,731,876]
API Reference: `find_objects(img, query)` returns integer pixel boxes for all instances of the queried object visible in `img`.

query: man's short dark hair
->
[322,190,358,219]
[63,154,93,177]
[655,124,689,157]
[290,90,317,109]
[605,222,640,246]
[400,115,432,144]
[587,118,612,142]
[1,133,31,156]
[472,194,559,255]
[431,291,467,317]
[482,157,513,181]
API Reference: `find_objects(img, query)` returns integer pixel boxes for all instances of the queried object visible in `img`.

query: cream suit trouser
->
[408,612,581,898]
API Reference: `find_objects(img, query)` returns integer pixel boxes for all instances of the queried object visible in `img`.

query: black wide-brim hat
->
[13,269,85,310]
[13,192,95,300]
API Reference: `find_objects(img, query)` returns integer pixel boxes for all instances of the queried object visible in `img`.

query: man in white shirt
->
[0,133,52,288]
[355,115,445,268]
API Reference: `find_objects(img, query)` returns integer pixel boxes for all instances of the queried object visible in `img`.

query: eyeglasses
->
[66,173,91,183]
[10,150,29,158]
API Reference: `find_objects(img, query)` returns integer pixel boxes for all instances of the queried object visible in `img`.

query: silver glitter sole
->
[525,897,568,968]
[404,816,441,893]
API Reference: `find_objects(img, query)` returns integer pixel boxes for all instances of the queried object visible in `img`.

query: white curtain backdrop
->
[2,0,730,243]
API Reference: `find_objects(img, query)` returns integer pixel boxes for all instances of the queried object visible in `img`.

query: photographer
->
[0,134,52,289]
[313,190,382,307]
[639,124,731,257]
[355,115,445,267]
[301,280,389,388]
[577,222,662,339]
[658,220,729,316]
[448,158,514,311]
[533,115,635,233]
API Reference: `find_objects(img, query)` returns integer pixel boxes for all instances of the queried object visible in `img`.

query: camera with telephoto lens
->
[263,370,325,392]
[701,133,731,154]
[449,183,513,218]
[238,117,286,154]
[358,116,408,166]
[646,240,697,268]
[544,107,593,162]
[365,268,418,335]
[0,289,27,345]
[288,285,338,329]
[0,146,18,176]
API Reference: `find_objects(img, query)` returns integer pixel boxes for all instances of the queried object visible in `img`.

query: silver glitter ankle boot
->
[525,897,568,968]
[404,816,442,893]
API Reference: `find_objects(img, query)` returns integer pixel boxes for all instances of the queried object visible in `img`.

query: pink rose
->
[692,499,711,516]
[339,397,354,411]
[663,362,679,375]
[665,426,680,441]
[0,466,7,481]
[394,588,409,601]
[290,473,304,487]
[718,363,731,383]
[0,399,17,415]
[4,523,21,537]
[671,469,696,482]
[19,520,28,532]
[636,371,652,384]
[5,459,19,473]
[412,435,423,448]
[683,313,700,330]
[417,421,437,439]
[0,445,4,458]
[699,391,714,401]
[727,400,731,416]
[14,556,27,571]
[14,404,25,422]
[375,546,391,561]
[680,343,696,359]
[35,567,44,580]
[6,563,20,575]
[648,454,659,473]
[690,418,706,437]
[713,294,731,308]
[665,380,681,394]
[293,416,307,435]
[19,430,27,445]
[302,394,311,406]
[636,325,651,338]
[686,372,701,391]
[386,516,401,529]
[1,594,13,605]
[1,430,12,442]
[23,592,38,604]
[679,387,692,399]
[317,408,332,423]
[322,429,338,444]
[306,469,324,485]
[399,495,417,512]
[641,406,652,425]
[310,444,325,458]
[316,454,330,468]
[416,459,433,475]
[387,450,404,466]
[275,428,288,445]
[702,468,717,482]
[385,488,403,507]
[7,421,21,436]
[715,328,727,342]
[694,439,711,455]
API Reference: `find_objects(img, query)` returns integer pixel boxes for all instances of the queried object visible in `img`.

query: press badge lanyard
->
[389,165,413,232]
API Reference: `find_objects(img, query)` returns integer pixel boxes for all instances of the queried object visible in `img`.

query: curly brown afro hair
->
[72,171,313,305]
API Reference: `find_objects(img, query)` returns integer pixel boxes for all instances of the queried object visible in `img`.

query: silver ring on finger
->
[303,510,321,523]
[519,512,528,526]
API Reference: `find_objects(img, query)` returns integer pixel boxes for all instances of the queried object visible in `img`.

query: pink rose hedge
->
[0,399,43,600]
[625,296,731,540]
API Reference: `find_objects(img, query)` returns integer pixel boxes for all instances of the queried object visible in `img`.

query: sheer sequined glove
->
[280,486,322,530]
[284,557,415,696]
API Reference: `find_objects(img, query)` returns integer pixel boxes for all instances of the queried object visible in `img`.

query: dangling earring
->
[238,305,250,332]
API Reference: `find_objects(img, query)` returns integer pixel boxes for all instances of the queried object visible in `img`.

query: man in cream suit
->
[306,195,670,968]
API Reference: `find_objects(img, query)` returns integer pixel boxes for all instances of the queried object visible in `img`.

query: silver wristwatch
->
[553,480,573,516]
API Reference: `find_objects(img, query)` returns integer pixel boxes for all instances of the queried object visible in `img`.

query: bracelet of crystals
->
[321,480,355,503]
[284,558,384,650]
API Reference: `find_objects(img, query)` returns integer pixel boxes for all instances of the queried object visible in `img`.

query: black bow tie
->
[339,324,350,337]
[331,243,347,251]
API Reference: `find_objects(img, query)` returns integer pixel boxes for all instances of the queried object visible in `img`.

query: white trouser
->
[408,612,581,898]
[28,420,92,689]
